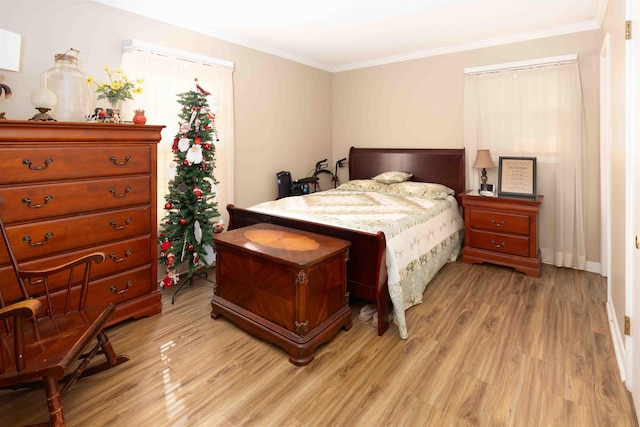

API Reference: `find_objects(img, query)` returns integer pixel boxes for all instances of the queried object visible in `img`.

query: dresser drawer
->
[0,235,153,302]
[88,265,154,306]
[468,229,530,257]
[0,145,151,184]
[468,209,530,235]
[27,265,153,320]
[0,176,151,223]
[0,206,151,263]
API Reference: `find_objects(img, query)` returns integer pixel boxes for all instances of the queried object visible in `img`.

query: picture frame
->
[497,156,537,199]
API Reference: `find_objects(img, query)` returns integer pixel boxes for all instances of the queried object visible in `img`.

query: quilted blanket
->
[248,186,464,338]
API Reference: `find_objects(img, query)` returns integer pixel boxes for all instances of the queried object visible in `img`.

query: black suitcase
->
[276,171,292,199]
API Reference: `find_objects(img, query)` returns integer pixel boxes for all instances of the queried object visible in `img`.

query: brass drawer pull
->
[109,249,132,263]
[22,158,53,170]
[109,155,132,166]
[23,232,54,246]
[109,218,132,230]
[110,280,132,295]
[109,187,132,198]
[490,239,506,248]
[490,219,507,227]
[22,195,53,208]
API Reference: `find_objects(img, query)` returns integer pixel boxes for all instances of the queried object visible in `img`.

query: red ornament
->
[187,243,194,251]
[203,143,211,150]
[164,202,173,210]
[195,136,202,145]
[161,276,173,288]
[179,218,187,225]
[196,81,211,96]
[182,159,189,166]
[193,185,203,200]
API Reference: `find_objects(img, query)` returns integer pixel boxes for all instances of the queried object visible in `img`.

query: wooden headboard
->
[348,147,466,198]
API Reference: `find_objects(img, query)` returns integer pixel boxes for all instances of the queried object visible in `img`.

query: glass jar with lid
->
[41,48,90,122]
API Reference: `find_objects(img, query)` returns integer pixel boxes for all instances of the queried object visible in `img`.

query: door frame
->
[600,33,611,282]
[626,0,640,417]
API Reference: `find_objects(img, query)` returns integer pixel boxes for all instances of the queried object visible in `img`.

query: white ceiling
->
[98,0,605,72]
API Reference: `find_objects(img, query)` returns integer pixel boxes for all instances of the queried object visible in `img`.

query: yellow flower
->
[88,67,143,105]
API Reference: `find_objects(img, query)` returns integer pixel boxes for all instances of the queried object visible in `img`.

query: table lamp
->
[472,149,496,191]
[29,88,58,121]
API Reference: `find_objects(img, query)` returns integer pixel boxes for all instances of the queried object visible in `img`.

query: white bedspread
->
[247,188,464,338]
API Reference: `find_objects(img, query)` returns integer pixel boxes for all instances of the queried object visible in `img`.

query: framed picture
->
[498,157,537,199]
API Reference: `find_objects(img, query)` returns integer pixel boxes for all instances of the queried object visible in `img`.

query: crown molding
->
[94,0,333,72]
[94,1,602,74]
[594,0,609,28]
[333,20,601,72]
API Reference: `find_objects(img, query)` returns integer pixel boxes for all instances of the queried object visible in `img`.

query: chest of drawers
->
[0,120,164,325]
[459,191,543,277]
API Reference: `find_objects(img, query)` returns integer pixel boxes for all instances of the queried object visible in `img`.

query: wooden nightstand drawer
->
[469,209,530,235]
[469,229,530,257]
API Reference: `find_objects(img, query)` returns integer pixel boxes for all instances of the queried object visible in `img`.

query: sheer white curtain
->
[120,44,235,227]
[464,60,586,269]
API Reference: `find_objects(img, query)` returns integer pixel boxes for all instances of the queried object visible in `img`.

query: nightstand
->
[459,191,543,277]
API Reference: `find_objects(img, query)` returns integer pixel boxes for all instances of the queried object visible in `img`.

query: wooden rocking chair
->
[0,216,129,426]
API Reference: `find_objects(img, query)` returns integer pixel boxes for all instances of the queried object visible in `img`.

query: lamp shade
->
[30,88,57,109]
[472,149,496,169]
[0,29,21,72]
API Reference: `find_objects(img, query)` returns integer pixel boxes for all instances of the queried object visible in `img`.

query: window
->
[120,40,235,228]
[464,58,586,269]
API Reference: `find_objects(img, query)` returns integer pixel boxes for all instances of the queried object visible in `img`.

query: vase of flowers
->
[87,67,143,123]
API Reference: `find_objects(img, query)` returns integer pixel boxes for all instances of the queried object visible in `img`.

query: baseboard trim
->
[585,261,601,274]
[607,298,627,381]
[540,260,601,274]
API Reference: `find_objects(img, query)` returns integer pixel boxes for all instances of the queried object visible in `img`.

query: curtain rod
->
[464,54,577,75]
[123,39,235,69]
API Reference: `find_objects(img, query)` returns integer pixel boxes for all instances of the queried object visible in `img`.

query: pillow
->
[384,181,455,200]
[372,171,413,184]
[336,179,388,192]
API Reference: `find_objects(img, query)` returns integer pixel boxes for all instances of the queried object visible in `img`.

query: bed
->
[227,147,465,338]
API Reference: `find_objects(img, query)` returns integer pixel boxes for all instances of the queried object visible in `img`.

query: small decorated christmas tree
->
[158,80,224,288]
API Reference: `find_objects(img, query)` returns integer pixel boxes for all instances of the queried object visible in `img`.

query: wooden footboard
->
[226,204,391,336]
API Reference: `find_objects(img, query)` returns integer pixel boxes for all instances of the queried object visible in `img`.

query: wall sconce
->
[0,29,21,72]
[0,28,21,119]
[472,149,496,191]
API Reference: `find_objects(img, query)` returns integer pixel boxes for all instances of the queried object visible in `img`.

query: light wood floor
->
[1,261,637,426]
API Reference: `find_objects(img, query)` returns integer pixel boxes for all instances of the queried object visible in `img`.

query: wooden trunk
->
[211,223,352,365]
